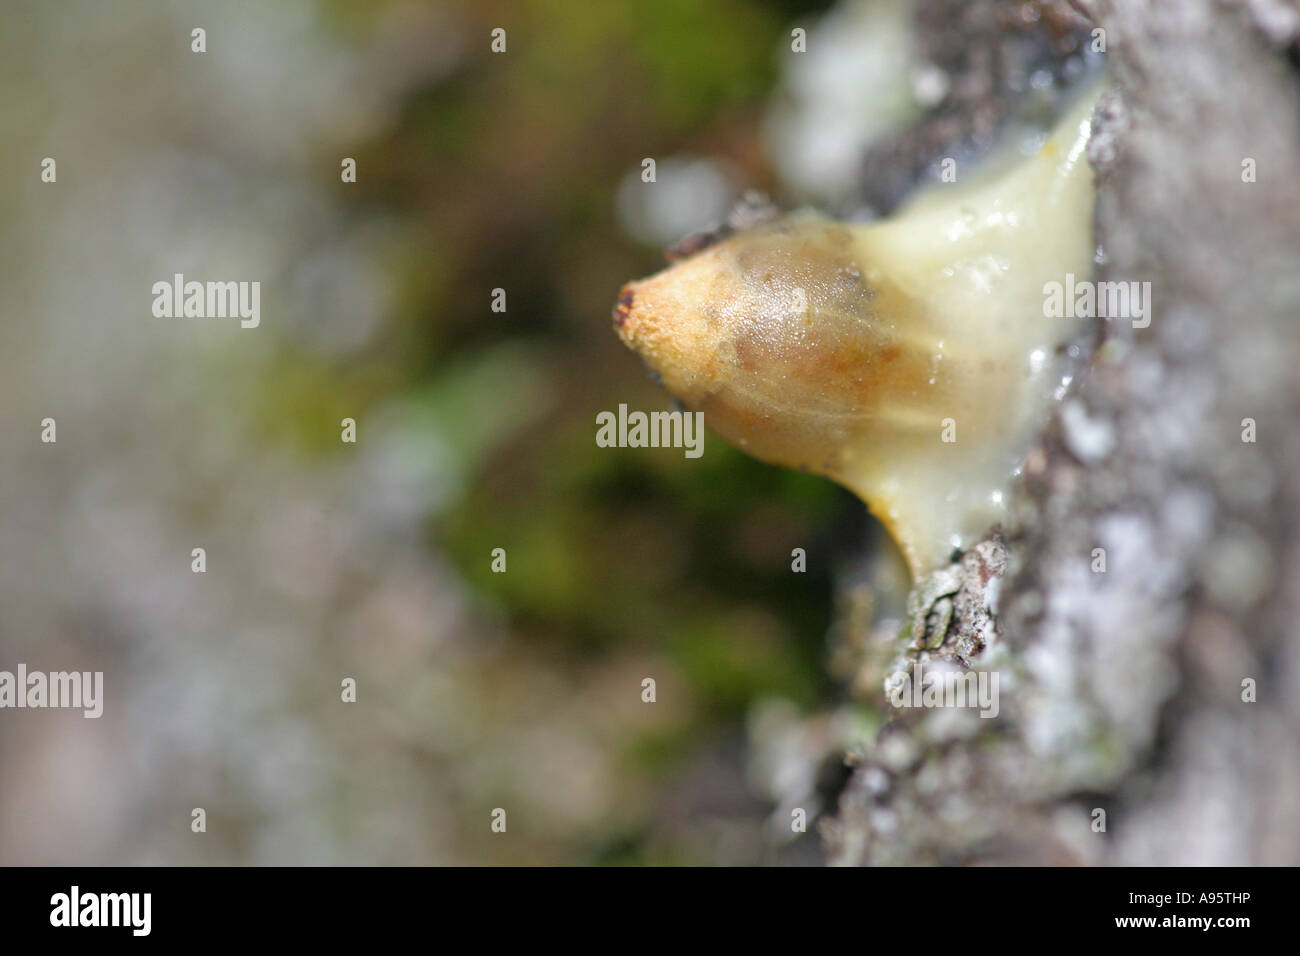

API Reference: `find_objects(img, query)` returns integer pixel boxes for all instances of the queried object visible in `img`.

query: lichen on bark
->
[825,0,1300,866]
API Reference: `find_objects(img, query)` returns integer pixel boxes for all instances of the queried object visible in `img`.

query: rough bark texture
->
[827,0,1300,866]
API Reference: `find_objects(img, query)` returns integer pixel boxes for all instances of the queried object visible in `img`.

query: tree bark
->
[827,0,1300,866]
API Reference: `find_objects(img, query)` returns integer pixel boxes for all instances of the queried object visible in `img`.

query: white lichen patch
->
[1060,399,1115,464]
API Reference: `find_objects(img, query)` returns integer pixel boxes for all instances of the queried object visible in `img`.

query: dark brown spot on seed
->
[613,286,635,327]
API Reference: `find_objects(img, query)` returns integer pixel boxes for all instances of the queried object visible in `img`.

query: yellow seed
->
[614,84,1103,576]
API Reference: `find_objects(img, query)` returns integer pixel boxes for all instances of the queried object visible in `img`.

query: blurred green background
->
[0,0,918,865]
[347,0,853,864]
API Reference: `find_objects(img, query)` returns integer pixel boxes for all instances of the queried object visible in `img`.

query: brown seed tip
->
[613,285,635,328]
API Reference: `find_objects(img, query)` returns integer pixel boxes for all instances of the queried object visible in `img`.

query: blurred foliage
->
[323,0,850,863]
[0,0,856,869]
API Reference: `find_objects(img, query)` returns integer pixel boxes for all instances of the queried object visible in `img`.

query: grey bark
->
[827,0,1300,866]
